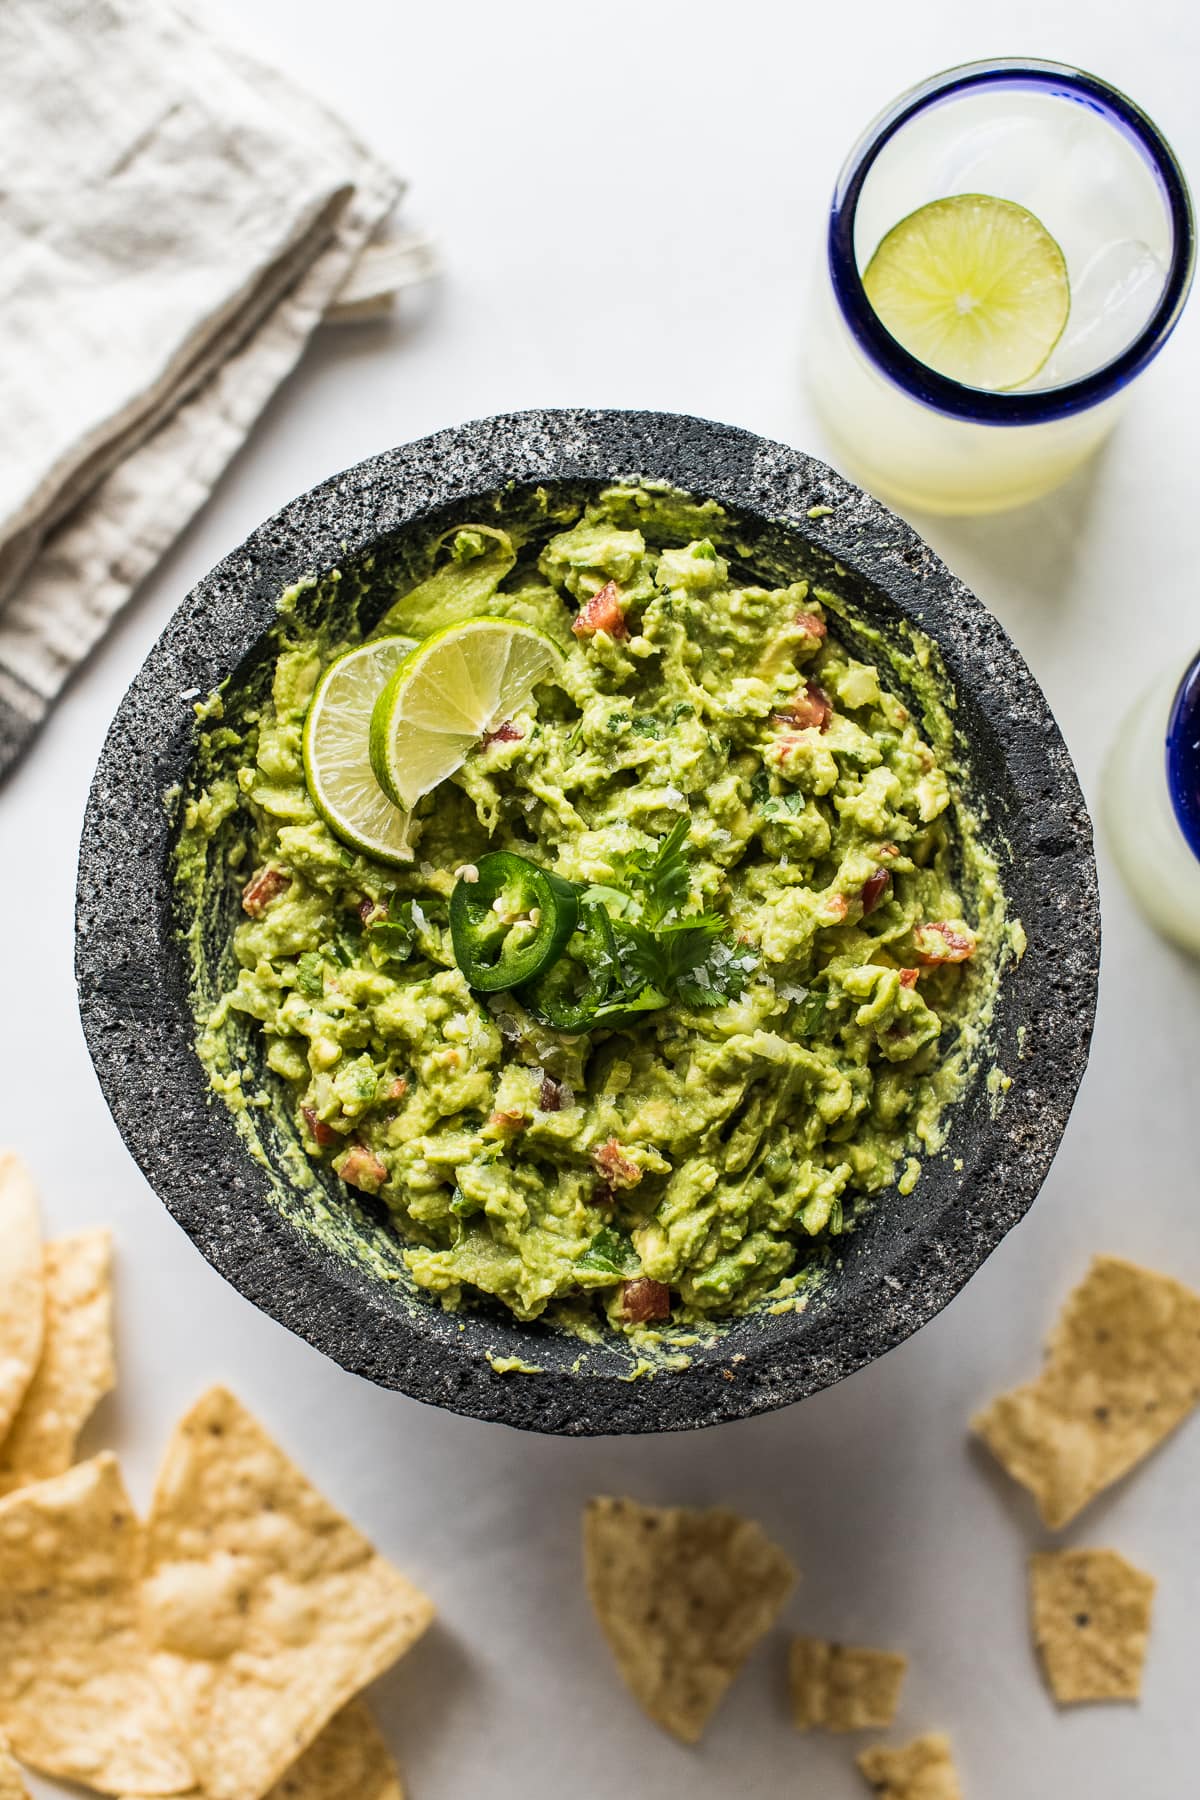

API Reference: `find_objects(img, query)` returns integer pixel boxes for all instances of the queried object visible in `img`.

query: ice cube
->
[1029,239,1168,387]
[936,109,1053,199]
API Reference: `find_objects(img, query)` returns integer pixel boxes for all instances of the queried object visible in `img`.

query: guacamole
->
[175,483,1014,1337]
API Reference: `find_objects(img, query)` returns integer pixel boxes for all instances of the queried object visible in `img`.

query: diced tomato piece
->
[793,611,828,640]
[621,1278,671,1324]
[302,1106,337,1148]
[488,1109,527,1134]
[387,1077,409,1100]
[777,680,832,732]
[539,1073,569,1112]
[860,869,891,915]
[593,1139,642,1189]
[337,1145,388,1193]
[825,892,849,923]
[877,842,900,859]
[572,580,627,640]
[913,922,977,965]
[241,866,290,917]
[898,967,920,989]
[482,719,522,746]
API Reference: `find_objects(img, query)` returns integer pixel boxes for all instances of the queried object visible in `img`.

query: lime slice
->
[369,618,564,810]
[862,193,1070,390]
[302,636,417,864]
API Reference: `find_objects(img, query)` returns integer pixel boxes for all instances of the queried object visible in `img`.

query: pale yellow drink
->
[809,65,1190,516]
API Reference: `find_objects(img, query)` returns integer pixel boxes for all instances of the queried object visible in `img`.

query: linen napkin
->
[0,0,427,781]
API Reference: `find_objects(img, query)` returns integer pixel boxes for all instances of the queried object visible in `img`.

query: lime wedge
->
[302,636,417,865]
[369,618,564,810]
[862,193,1070,390]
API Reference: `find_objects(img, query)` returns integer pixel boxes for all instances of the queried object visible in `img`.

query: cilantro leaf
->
[611,914,723,992]
[676,936,757,1008]
[793,990,833,1037]
[557,822,757,1025]
[611,815,692,927]
[578,1226,641,1276]
[579,881,634,917]
[588,982,670,1025]
[607,913,754,1011]
[365,896,416,963]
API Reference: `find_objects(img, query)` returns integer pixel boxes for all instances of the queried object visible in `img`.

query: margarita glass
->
[808,60,1195,515]
[1104,650,1200,957]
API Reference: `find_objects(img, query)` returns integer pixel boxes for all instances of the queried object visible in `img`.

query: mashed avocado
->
[174,483,1014,1339]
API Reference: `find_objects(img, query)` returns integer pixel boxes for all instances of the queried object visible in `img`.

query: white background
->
[6,3,1200,1796]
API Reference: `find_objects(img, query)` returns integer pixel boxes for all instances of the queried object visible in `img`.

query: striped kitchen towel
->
[0,0,432,781]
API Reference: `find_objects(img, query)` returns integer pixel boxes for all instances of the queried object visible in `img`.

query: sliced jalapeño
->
[449,851,578,992]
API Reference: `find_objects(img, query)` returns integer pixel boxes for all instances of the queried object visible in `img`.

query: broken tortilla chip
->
[856,1733,963,1799]
[0,1453,194,1795]
[1030,1548,1155,1704]
[0,1151,43,1445]
[972,1255,1200,1528]
[582,1496,795,1743]
[0,1735,30,1800]
[0,1230,114,1496]
[789,1636,907,1731]
[120,1700,404,1800]
[141,1386,433,1800]
[265,1700,403,1800]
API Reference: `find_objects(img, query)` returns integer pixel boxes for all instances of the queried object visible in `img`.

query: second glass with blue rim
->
[1104,649,1200,958]
[807,59,1195,515]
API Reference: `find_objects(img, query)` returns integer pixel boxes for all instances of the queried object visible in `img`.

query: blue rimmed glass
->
[1166,651,1200,862]
[1103,646,1200,957]
[808,59,1196,515]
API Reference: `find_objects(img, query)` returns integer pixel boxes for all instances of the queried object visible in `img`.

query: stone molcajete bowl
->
[76,409,1099,1436]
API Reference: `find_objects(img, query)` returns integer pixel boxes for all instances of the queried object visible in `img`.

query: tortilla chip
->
[0,1453,194,1794]
[121,1701,404,1800]
[141,1386,433,1800]
[0,1152,43,1444]
[789,1636,907,1731]
[856,1733,963,1799]
[0,1735,30,1800]
[582,1496,796,1743]
[1030,1548,1155,1704]
[972,1255,1200,1528]
[266,1701,403,1800]
[0,1230,114,1496]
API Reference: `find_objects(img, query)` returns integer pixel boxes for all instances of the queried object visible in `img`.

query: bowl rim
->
[76,407,1100,1435]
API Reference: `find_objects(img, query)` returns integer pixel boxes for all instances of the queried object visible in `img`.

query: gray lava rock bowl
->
[76,409,1099,1436]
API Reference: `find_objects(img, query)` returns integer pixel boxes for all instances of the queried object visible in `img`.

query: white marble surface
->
[6,2,1200,1795]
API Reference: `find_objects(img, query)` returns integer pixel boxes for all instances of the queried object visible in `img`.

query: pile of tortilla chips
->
[581,1496,966,1795]
[581,1254,1200,1790]
[0,1155,432,1797]
[8,1126,1199,1795]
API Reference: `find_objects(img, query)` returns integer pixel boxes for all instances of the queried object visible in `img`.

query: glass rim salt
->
[828,58,1196,426]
